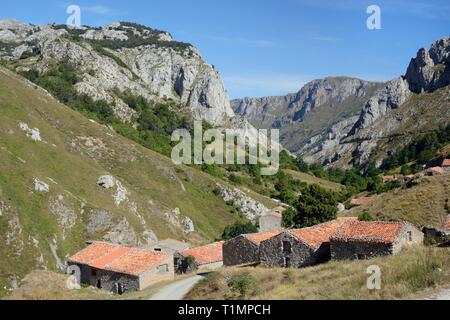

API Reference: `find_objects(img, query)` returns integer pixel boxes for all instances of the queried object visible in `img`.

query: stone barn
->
[259,207,286,232]
[68,241,174,294]
[330,221,424,260]
[223,230,282,267]
[176,241,224,273]
[260,218,357,268]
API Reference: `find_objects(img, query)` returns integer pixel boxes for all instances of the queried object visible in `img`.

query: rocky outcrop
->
[0,20,235,126]
[33,178,49,193]
[349,77,412,135]
[405,36,450,93]
[164,208,195,234]
[215,183,268,222]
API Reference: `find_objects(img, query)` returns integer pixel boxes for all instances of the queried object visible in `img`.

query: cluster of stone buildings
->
[223,218,423,268]
[68,204,426,295]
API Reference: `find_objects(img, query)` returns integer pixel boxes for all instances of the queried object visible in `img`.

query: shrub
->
[228,272,258,298]
[358,212,375,221]
[221,221,258,241]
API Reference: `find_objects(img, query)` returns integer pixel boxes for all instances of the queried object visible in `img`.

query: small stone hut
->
[330,221,424,260]
[260,218,357,268]
[176,241,224,273]
[68,241,174,294]
[259,206,286,232]
[223,230,283,267]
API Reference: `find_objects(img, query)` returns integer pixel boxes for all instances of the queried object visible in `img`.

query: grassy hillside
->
[285,169,344,191]
[186,246,450,300]
[0,67,275,297]
[345,174,450,228]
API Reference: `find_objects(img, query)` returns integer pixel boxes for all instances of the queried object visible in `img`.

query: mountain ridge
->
[233,36,450,169]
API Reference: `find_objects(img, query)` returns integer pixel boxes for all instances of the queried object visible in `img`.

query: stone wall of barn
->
[392,223,424,254]
[331,224,424,260]
[70,263,140,294]
[259,215,282,232]
[139,255,174,289]
[260,233,328,268]
[223,236,260,266]
[69,255,174,293]
[330,241,393,260]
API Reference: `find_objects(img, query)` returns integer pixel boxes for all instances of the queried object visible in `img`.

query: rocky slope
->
[0,67,274,296]
[0,19,235,126]
[233,37,450,168]
[232,77,384,158]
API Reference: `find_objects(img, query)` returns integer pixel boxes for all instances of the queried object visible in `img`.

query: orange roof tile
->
[244,230,283,245]
[268,212,283,218]
[351,197,376,206]
[383,176,396,182]
[442,159,450,167]
[429,167,444,174]
[331,221,404,244]
[445,215,450,231]
[288,217,357,249]
[68,242,171,276]
[181,241,224,265]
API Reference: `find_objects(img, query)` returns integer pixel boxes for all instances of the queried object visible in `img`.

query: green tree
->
[221,221,258,241]
[291,184,339,228]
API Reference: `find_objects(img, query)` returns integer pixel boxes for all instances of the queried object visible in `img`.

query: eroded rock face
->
[0,20,235,126]
[215,184,268,222]
[405,37,450,93]
[349,77,412,135]
[19,122,41,142]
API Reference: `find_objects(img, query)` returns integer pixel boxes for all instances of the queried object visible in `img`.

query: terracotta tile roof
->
[244,230,283,245]
[428,167,444,174]
[288,217,357,249]
[268,212,283,218]
[181,241,224,265]
[445,215,450,231]
[383,176,396,183]
[331,221,404,244]
[442,159,450,167]
[351,197,376,206]
[68,242,171,276]
[273,206,288,212]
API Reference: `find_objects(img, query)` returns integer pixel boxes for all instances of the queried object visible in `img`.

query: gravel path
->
[148,275,204,300]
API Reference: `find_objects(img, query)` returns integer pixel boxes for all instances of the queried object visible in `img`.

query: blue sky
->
[1,0,449,98]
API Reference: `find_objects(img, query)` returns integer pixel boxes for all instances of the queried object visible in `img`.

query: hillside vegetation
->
[346,174,450,228]
[0,68,276,296]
